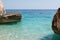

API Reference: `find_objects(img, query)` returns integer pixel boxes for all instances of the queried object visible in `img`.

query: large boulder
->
[52,8,60,34]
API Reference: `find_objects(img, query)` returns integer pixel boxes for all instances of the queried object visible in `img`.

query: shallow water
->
[0,9,60,40]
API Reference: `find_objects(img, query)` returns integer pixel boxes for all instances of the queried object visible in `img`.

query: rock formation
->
[0,12,22,23]
[52,8,60,34]
[0,0,22,23]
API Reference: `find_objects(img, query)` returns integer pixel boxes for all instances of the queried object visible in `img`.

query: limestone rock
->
[52,8,60,34]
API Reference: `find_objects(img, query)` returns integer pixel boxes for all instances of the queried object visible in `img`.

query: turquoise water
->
[0,9,60,40]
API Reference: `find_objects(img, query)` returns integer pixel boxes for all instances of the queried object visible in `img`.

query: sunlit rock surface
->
[0,0,5,15]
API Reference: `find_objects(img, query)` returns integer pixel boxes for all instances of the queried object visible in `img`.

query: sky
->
[2,0,60,9]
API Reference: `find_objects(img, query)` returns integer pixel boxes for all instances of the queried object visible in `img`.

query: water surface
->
[0,9,60,40]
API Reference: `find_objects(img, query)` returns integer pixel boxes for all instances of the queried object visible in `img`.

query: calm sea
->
[0,9,60,40]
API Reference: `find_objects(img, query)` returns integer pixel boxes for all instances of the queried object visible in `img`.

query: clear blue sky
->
[2,0,60,9]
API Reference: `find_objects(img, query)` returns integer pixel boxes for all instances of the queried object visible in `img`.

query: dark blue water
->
[0,9,60,40]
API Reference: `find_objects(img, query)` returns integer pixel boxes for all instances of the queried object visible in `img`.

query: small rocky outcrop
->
[52,8,60,34]
[0,12,22,23]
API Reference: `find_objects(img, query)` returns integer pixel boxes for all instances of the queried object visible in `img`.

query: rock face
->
[52,8,60,34]
[0,12,22,23]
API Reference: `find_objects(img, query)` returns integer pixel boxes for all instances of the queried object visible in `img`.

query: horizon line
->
[5,9,57,10]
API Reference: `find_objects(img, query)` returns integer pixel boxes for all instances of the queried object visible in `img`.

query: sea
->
[0,9,60,40]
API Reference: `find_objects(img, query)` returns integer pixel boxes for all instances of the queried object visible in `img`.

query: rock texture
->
[52,8,60,34]
[0,12,22,23]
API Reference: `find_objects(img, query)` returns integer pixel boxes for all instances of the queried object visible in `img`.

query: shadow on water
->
[0,21,21,25]
[40,33,60,40]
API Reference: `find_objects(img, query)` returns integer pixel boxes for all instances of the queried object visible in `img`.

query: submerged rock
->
[0,12,22,23]
[52,8,60,34]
